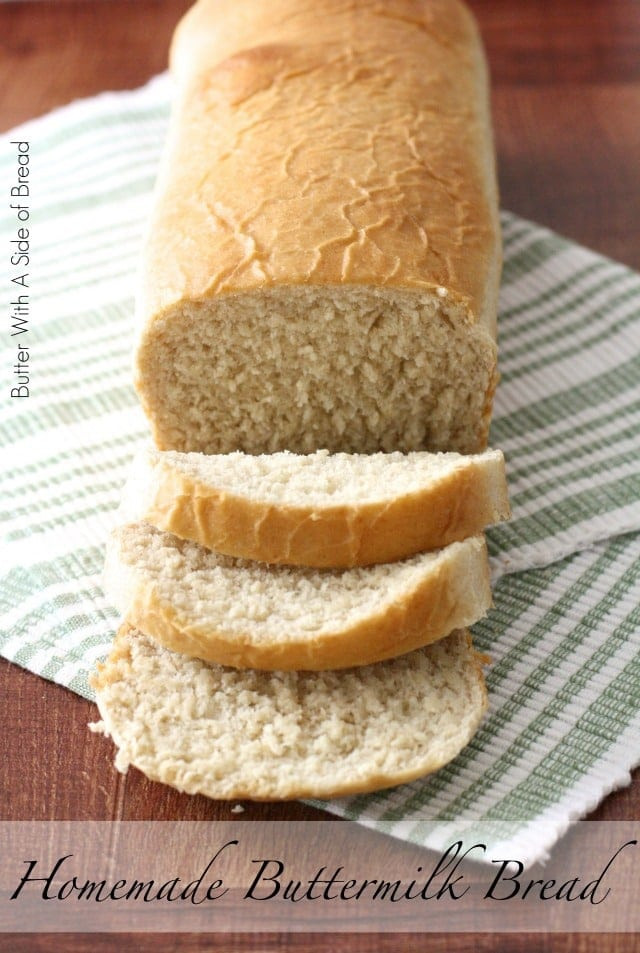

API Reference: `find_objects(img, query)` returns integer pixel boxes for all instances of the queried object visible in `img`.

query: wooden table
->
[1,2,639,950]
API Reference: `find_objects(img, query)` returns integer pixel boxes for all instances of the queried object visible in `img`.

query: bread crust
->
[103,527,492,671]
[91,624,488,800]
[133,0,501,455]
[142,0,499,317]
[128,448,510,567]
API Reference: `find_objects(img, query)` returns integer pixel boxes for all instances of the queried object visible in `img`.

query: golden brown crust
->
[139,0,500,320]
[133,0,501,456]
[104,533,492,671]
[137,452,510,567]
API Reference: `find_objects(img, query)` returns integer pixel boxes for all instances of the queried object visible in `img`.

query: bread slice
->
[134,0,500,456]
[120,445,510,568]
[103,523,491,671]
[90,623,488,800]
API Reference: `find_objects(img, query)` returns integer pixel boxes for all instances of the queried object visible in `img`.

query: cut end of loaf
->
[135,284,497,455]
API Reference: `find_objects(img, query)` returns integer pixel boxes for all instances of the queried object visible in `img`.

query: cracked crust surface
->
[134,0,501,455]
[120,445,510,567]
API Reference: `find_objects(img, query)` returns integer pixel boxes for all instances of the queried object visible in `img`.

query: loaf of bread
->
[90,624,488,799]
[103,523,491,670]
[134,0,500,456]
[120,445,509,567]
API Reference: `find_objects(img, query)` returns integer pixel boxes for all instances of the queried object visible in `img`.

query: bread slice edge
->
[103,527,492,671]
[120,445,510,567]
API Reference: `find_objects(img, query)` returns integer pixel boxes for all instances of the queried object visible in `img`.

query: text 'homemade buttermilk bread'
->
[91,625,488,800]
[134,0,501,455]
[104,523,491,670]
[121,445,510,567]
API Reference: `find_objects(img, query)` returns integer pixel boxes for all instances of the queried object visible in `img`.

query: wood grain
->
[0,933,638,953]
[472,0,640,269]
[1,0,639,950]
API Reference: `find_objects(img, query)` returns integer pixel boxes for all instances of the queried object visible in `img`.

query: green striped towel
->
[1,74,639,865]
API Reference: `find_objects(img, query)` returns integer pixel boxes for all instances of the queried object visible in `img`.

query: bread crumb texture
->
[120,445,509,566]
[93,625,487,799]
[103,523,491,669]
[134,0,500,454]
[139,445,506,506]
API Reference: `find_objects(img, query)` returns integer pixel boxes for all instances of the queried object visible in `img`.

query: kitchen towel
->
[1,73,639,865]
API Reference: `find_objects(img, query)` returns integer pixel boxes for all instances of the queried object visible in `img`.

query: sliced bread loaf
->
[120,445,509,568]
[103,523,491,670]
[134,0,500,456]
[91,624,488,800]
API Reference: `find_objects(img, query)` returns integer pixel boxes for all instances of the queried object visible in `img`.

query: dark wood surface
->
[1,1,639,949]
